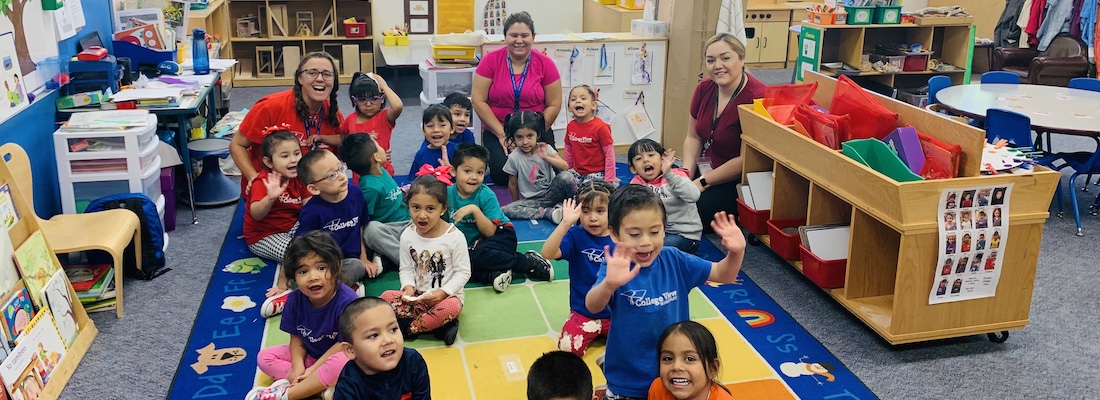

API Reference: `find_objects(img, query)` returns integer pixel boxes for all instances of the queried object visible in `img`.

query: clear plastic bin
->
[419,61,476,100]
[71,159,161,213]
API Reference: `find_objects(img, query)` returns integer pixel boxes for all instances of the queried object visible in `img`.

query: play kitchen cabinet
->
[744,9,791,67]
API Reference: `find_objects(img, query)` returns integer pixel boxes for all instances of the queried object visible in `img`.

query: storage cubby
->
[737,71,1060,344]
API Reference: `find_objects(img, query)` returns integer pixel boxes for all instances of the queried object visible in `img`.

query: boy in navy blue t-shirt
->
[294,149,381,288]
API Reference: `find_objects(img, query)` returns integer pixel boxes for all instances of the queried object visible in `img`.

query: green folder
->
[842,139,924,182]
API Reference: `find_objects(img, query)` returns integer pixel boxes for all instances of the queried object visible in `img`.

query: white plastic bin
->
[419,61,476,100]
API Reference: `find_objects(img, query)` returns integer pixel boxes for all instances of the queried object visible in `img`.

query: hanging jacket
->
[1036,0,1077,50]
[996,0,1029,47]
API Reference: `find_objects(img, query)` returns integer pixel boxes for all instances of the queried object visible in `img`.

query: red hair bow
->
[262,123,292,135]
[416,164,453,186]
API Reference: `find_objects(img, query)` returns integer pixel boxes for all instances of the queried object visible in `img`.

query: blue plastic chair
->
[1054,150,1100,236]
[981,71,1021,84]
[927,75,952,105]
[984,108,1032,146]
[1069,77,1100,92]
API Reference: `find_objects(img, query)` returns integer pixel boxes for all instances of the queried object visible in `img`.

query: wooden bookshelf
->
[737,71,1059,345]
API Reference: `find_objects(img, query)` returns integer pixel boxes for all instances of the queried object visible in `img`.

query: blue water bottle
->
[192,28,210,75]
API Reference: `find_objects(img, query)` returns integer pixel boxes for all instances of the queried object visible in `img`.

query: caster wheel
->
[748,235,762,246]
[1057,212,1064,218]
[987,331,1009,343]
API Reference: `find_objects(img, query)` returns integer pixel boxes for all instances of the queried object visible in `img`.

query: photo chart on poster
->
[929,184,1012,305]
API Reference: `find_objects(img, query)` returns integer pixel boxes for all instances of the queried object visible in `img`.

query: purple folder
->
[883,126,925,175]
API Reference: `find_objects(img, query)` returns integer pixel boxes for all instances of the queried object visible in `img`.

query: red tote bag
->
[829,75,899,140]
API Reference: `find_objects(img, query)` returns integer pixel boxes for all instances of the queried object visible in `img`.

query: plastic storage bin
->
[873,6,903,24]
[809,10,847,25]
[737,198,770,235]
[71,161,162,213]
[766,217,806,260]
[54,114,163,214]
[799,245,847,288]
[901,52,932,71]
[343,21,367,38]
[870,53,905,70]
[431,44,476,60]
[845,6,875,25]
[419,61,475,100]
[841,139,924,182]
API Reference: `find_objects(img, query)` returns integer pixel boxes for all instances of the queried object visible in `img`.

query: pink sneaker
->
[245,379,290,400]
[261,290,291,318]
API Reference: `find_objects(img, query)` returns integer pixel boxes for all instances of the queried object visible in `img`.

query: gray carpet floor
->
[60,68,1097,399]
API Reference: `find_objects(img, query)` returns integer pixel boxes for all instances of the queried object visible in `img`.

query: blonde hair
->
[703,33,747,61]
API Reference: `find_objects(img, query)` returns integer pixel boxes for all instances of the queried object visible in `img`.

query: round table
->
[936,84,1100,136]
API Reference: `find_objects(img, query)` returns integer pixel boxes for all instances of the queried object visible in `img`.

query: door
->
[743,22,762,63]
[759,21,790,63]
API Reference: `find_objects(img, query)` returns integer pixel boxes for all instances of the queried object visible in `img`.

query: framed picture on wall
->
[409,1,430,16]
[405,0,434,34]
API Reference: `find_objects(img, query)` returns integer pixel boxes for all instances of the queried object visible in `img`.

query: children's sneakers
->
[524,250,554,282]
[492,269,513,293]
[260,290,291,318]
[433,319,460,345]
[354,282,366,298]
[245,379,290,400]
[322,386,335,400]
[373,254,384,275]
[550,205,564,225]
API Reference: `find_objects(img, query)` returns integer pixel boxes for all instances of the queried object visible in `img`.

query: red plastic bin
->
[766,217,806,260]
[799,245,847,288]
[737,198,770,235]
[344,22,368,38]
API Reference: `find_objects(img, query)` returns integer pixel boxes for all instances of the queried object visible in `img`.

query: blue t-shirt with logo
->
[292,183,368,258]
[596,247,711,398]
[408,142,458,180]
[560,226,613,319]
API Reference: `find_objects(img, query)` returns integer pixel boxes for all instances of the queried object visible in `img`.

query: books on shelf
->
[76,268,114,304]
[0,184,20,229]
[1,286,35,350]
[61,109,151,130]
[798,224,852,261]
[0,226,19,294]
[63,264,110,292]
[42,271,79,348]
[1,308,67,397]
[12,231,61,310]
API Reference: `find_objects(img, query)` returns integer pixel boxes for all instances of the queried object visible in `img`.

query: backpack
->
[84,193,170,280]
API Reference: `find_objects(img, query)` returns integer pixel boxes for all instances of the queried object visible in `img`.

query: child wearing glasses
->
[292,149,381,295]
[341,72,403,175]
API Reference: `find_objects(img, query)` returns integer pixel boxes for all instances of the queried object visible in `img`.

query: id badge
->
[697,156,713,175]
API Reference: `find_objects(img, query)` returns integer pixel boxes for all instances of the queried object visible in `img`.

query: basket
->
[343,22,367,38]
[766,218,806,260]
[737,198,770,235]
[844,6,875,25]
[432,44,477,60]
[873,6,903,24]
[799,245,847,288]
[809,10,847,25]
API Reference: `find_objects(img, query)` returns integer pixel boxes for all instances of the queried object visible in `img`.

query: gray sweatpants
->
[503,172,577,220]
[341,258,366,286]
[364,220,411,265]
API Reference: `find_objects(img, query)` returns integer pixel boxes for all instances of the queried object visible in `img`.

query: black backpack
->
[84,193,171,280]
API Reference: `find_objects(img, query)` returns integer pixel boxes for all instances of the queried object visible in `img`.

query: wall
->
[928,0,1001,40]
[0,0,115,217]
[371,0,582,41]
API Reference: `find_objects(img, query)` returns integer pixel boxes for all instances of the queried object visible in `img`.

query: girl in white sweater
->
[628,139,703,254]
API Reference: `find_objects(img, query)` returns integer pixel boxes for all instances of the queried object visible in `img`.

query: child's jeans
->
[249,233,293,264]
[256,344,350,387]
[468,225,529,283]
[380,290,462,334]
[502,172,576,220]
[558,310,611,355]
[664,233,700,254]
[364,220,412,265]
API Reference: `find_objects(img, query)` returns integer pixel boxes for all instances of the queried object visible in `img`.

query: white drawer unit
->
[54,115,165,215]
[419,61,477,100]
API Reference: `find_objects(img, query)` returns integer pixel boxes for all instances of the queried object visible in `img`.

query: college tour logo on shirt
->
[385,188,402,201]
[582,248,605,263]
[324,217,360,232]
[621,289,678,307]
[568,133,594,143]
[279,193,303,204]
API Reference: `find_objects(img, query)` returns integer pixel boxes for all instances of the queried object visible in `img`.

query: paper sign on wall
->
[929,185,1012,305]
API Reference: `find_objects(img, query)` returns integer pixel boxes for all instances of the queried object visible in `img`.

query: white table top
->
[936,84,1100,135]
[378,40,433,67]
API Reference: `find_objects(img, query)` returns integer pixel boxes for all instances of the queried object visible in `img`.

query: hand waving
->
[537,142,550,159]
[263,171,286,200]
[603,244,641,289]
[711,211,746,255]
[662,150,677,174]
[559,198,582,225]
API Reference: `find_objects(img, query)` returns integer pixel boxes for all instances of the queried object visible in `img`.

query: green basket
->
[841,139,924,182]
[845,6,876,25]
[873,6,903,24]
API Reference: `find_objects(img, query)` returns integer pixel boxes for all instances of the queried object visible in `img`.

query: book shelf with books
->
[0,159,97,399]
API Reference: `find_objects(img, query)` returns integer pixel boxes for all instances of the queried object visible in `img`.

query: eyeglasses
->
[355,95,386,104]
[301,69,335,80]
[310,163,348,184]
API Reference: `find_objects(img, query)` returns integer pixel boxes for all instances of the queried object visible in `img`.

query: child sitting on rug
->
[527,351,594,400]
[648,321,734,400]
[628,139,702,254]
[292,149,380,289]
[245,129,312,318]
[420,93,477,150]
[447,142,554,293]
[564,84,617,187]
[541,181,617,355]
[247,232,360,400]
[409,105,458,179]
[585,185,744,400]
[341,134,410,268]
[341,72,402,175]
[501,111,576,223]
[380,173,471,345]
[333,296,431,399]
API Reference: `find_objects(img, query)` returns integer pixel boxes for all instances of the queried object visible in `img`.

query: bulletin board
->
[0,0,61,92]
[484,37,667,148]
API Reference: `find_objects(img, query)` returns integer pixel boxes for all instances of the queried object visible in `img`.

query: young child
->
[502,111,577,222]
[541,181,617,355]
[959,210,973,230]
[944,212,956,231]
[420,93,477,150]
[333,296,430,399]
[991,230,1002,248]
[961,191,974,208]
[648,321,734,400]
[946,192,957,209]
[985,251,998,270]
[961,233,972,252]
[976,210,989,229]
[447,143,554,293]
[527,351,594,400]
[292,149,380,290]
[248,232,359,400]
[946,234,956,254]
[992,207,1002,227]
[970,253,983,271]
[245,130,313,318]
[628,139,703,254]
[380,174,471,345]
[585,185,745,399]
[341,72,403,175]
[564,85,616,186]
[409,105,458,179]
[976,233,987,250]
[342,134,410,268]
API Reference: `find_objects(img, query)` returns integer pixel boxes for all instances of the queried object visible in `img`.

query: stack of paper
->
[799,224,851,261]
[739,171,775,210]
[62,110,151,130]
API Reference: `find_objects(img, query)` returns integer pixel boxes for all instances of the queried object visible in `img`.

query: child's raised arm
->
[708,211,746,283]
[662,150,700,201]
[249,172,286,220]
[586,244,640,313]
[541,198,582,260]
[371,73,404,124]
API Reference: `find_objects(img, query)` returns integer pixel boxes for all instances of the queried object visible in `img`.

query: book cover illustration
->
[3,309,65,397]
[0,226,20,293]
[42,271,78,348]
[0,184,19,229]
[63,264,110,292]
[1,288,33,343]
[12,231,60,310]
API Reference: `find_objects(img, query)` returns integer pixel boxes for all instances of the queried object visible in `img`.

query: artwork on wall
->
[0,0,61,91]
[436,0,473,34]
[482,0,505,34]
[0,32,27,123]
[405,0,434,34]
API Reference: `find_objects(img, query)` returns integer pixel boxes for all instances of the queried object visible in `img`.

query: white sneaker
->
[492,270,512,293]
[373,254,384,275]
[322,386,335,400]
[551,205,564,225]
[245,379,290,400]
[355,282,367,298]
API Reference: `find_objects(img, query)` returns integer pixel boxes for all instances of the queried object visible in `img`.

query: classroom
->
[0,0,1096,398]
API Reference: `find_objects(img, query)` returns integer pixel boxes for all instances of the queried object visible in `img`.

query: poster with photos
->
[929,184,1012,304]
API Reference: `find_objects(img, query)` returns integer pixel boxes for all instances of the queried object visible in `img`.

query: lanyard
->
[509,54,531,112]
[704,74,747,152]
[305,105,324,150]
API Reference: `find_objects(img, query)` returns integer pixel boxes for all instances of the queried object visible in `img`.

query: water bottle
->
[192,28,210,75]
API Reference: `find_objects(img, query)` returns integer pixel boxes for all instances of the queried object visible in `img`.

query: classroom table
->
[936,83,1100,136]
[377,40,434,84]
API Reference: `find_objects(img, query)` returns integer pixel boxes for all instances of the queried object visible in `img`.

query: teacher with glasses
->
[471,11,563,186]
[232,51,345,189]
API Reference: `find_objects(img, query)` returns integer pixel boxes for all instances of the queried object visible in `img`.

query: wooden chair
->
[0,143,139,318]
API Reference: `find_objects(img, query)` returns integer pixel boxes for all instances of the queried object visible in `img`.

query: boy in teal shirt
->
[342,134,409,267]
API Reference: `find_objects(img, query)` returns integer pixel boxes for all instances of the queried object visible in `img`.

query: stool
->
[186,138,240,206]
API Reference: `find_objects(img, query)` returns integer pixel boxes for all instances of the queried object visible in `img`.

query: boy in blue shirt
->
[408,105,458,179]
[341,134,410,269]
[293,149,380,289]
[420,93,477,151]
[446,143,554,293]
[585,185,745,400]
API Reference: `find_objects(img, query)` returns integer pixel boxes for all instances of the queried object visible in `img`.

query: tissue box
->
[55,90,107,109]
[630,19,668,38]
[619,0,645,10]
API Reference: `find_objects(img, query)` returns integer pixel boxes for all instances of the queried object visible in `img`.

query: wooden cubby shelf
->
[738,71,1060,345]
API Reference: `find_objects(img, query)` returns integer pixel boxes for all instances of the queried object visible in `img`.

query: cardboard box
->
[630,19,669,37]
[55,90,107,109]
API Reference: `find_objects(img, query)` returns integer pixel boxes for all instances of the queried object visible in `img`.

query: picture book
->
[63,264,110,292]
[12,231,61,310]
[1,287,34,344]
[42,271,78,348]
[0,184,19,229]
[0,227,20,293]
[3,309,65,396]
[77,268,114,303]
[0,348,43,400]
